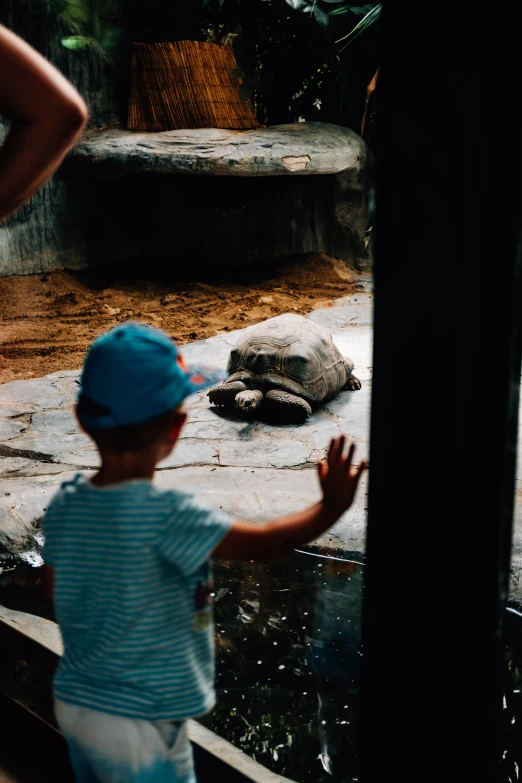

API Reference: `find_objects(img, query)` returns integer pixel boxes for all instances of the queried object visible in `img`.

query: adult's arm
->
[0,24,88,221]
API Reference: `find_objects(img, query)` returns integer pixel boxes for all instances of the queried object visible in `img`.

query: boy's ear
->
[166,411,187,443]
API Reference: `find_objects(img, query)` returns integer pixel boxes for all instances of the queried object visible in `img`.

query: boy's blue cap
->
[77,322,226,430]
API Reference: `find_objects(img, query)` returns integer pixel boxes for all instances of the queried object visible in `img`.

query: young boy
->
[41,321,367,783]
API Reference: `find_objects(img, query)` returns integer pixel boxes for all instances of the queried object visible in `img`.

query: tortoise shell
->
[225,313,354,403]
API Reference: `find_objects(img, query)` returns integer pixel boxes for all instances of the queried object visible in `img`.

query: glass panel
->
[0,2,378,781]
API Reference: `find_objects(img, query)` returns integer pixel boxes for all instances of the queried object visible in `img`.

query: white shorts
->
[55,700,196,783]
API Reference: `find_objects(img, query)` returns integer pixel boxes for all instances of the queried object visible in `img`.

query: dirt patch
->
[0,255,361,383]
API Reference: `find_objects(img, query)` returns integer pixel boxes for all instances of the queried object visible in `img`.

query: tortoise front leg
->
[343,359,361,391]
[264,389,312,423]
[344,374,361,391]
[208,381,247,408]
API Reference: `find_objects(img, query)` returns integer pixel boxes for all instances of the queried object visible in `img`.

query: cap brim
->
[183,363,227,398]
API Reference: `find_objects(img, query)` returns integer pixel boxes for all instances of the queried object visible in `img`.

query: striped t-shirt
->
[42,474,232,721]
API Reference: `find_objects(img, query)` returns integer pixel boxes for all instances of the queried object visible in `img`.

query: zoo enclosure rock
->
[63,122,373,272]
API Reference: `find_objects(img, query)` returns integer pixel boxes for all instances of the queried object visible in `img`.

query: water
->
[211,548,364,783]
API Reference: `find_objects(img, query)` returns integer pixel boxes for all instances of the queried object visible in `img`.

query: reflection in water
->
[212,548,364,783]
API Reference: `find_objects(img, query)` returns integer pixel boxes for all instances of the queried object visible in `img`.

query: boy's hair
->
[78,396,181,453]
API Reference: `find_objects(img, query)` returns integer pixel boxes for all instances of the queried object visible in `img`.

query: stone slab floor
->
[1,272,522,600]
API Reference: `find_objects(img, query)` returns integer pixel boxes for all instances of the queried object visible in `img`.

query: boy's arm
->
[213,437,367,561]
[0,24,88,221]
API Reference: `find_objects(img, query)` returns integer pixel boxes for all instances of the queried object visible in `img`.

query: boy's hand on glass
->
[318,436,367,517]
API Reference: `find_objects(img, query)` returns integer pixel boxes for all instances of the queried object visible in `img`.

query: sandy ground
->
[0,255,362,383]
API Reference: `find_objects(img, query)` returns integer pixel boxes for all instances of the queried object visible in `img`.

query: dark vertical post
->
[360,7,522,783]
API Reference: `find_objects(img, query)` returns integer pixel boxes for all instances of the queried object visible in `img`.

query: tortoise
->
[207,313,361,422]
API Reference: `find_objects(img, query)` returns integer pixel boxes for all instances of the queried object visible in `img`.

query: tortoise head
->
[227,343,279,375]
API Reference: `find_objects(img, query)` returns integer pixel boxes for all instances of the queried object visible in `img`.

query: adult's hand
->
[0,25,88,222]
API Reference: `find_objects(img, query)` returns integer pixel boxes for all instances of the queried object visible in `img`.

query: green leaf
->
[62,0,89,25]
[328,2,375,16]
[60,35,94,50]
[335,3,382,47]
[328,5,354,16]
[229,67,245,79]
[313,4,330,30]
[349,3,377,13]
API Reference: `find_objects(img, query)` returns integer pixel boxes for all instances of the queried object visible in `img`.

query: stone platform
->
[69,123,368,178]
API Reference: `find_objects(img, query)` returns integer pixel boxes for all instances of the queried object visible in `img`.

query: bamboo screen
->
[128,41,259,132]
